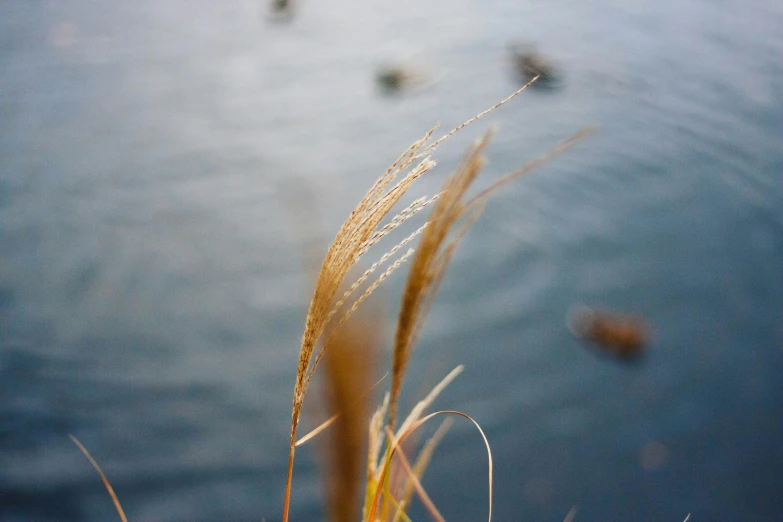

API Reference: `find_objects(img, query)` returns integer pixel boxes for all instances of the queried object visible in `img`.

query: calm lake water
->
[2,0,782,520]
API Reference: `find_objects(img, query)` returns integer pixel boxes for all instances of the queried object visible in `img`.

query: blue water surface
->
[1,0,782,520]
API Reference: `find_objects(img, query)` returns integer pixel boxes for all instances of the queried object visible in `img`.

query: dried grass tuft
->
[366,407,493,522]
[284,77,593,521]
[282,79,543,522]
[362,366,466,521]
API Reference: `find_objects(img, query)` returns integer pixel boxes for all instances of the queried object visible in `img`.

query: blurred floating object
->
[375,65,430,94]
[377,68,407,91]
[567,305,649,361]
[509,44,560,88]
[268,0,293,22]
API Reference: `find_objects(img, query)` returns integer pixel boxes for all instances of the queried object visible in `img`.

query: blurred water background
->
[1,0,782,520]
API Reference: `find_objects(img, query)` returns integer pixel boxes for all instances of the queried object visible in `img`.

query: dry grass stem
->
[320,313,380,522]
[421,75,540,156]
[388,131,493,430]
[397,365,464,436]
[469,125,596,204]
[69,435,128,522]
[367,393,390,490]
[296,413,339,447]
[367,409,493,522]
[363,367,463,521]
[392,418,453,522]
[384,427,446,522]
[297,372,389,448]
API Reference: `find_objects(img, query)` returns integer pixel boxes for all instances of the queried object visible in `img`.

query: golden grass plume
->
[284,75,593,522]
[388,129,493,430]
[282,77,544,521]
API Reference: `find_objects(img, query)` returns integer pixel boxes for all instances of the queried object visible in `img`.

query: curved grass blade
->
[69,435,128,522]
[368,410,493,522]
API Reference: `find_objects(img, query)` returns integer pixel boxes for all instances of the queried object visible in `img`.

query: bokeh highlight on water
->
[1,0,782,520]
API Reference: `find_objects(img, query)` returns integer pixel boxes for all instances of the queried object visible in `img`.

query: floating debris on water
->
[268,0,294,22]
[375,64,431,94]
[509,44,560,88]
[377,67,407,91]
[567,305,649,361]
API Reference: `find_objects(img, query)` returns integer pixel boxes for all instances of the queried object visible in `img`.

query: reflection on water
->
[1,0,782,520]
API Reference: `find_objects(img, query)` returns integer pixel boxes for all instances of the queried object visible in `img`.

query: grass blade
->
[69,435,128,522]
[368,410,493,522]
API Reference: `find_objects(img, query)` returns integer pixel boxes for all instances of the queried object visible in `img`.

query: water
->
[1,0,782,520]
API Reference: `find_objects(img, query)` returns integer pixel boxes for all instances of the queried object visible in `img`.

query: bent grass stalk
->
[366,410,493,522]
[361,367,462,522]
